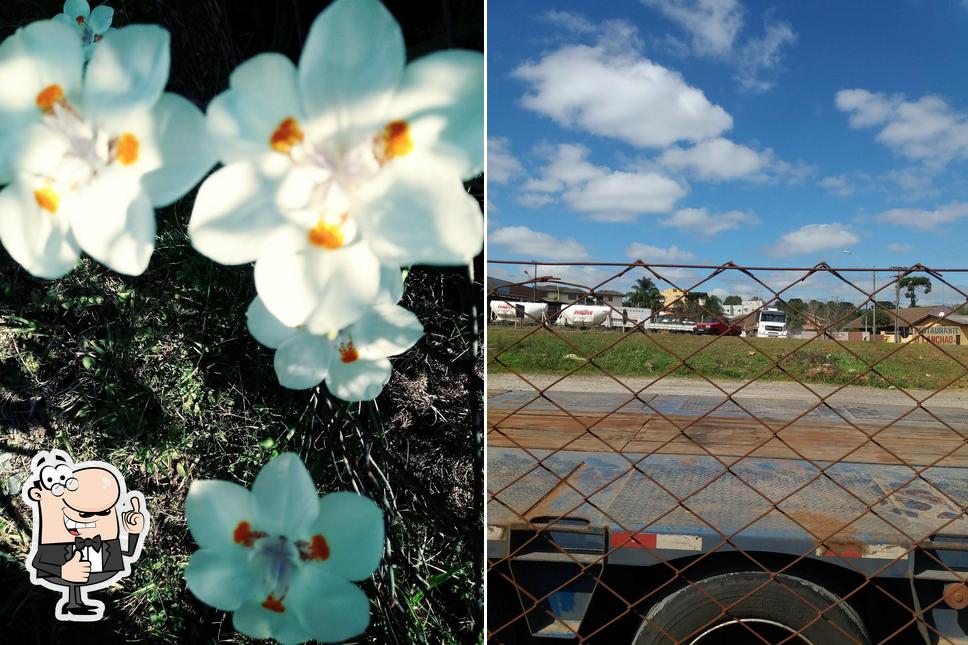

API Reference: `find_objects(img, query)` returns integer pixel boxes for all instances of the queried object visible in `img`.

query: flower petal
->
[184,549,262,612]
[140,93,217,207]
[63,0,90,21]
[359,166,483,266]
[66,170,155,275]
[207,53,304,164]
[388,50,484,181]
[246,296,299,350]
[327,356,392,402]
[184,480,255,550]
[273,332,334,391]
[233,599,313,645]
[0,182,80,279]
[0,20,84,120]
[254,229,381,331]
[251,453,319,538]
[83,25,170,124]
[289,570,371,643]
[350,304,423,360]
[298,0,405,144]
[188,161,286,265]
[379,264,405,304]
[306,492,384,581]
[88,4,113,34]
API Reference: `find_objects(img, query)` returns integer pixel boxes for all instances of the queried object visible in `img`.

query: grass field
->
[488,325,968,392]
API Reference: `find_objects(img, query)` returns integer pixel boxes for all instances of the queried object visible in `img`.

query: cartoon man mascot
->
[22,449,150,621]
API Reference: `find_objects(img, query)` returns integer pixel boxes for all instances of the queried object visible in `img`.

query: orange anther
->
[76,16,85,25]
[36,84,64,114]
[232,521,266,547]
[115,133,139,165]
[307,219,345,250]
[33,187,59,214]
[377,120,413,161]
[270,117,304,153]
[261,593,286,613]
[339,341,359,364]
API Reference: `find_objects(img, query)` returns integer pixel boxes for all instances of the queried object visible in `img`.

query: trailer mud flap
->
[508,522,607,639]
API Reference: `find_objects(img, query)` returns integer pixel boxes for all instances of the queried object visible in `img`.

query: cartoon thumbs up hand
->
[61,549,91,583]
[122,496,146,535]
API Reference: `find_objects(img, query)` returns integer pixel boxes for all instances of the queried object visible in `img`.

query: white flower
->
[185,453,384,644]
[0,21,216,278]
[52,0,113,61]
[246,288,423,400]
[189,0,483,332]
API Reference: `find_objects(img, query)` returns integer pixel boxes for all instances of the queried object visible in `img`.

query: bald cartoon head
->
[27,452,124,543]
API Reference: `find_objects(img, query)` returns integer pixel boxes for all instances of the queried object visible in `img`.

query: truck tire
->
[633,571,870,645]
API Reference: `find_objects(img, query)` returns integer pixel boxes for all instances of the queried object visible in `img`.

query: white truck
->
[489,300,548,324]
[748,307,788,338]
[556,305,610,328]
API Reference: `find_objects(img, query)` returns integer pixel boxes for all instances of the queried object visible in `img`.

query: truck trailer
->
[488,390,968,643]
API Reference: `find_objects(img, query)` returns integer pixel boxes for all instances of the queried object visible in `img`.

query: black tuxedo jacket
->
[31,536,139,579]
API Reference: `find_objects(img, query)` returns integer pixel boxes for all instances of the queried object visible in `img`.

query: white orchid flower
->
[52,0,113,61]
[189,0,483,333]
[0,21,216,278]
[246,287,422,400]
[185,453,384,644]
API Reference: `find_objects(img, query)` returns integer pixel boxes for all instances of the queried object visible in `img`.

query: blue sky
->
[486,0,968,303]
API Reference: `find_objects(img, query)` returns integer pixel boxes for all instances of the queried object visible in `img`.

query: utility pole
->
[891,266,904,343]
[842,250,873,339]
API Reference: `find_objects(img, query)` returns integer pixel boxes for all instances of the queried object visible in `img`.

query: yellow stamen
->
[270,117,304,153]
[377,120,413,161]
[307,219,345,249]
[115,133,139,165]
[339,341,359,364]
[36,84,64,114]
[34,187,59,214]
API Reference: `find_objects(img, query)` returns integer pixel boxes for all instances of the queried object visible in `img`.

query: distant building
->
[843,305,953,338]
[722,297,764,318]
[485,276,623,309]
[660,288,705,307]
[900,312,968,345]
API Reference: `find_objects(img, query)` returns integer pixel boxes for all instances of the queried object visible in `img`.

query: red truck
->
[692,319,742,335]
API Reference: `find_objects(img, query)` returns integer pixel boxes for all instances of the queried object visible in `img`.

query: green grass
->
[488,326,968,391]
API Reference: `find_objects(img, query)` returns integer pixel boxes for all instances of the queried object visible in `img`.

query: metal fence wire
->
[485,261,968,645]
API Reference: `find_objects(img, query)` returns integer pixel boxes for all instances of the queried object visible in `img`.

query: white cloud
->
[835,89,968,166]
[874,202,968,230]
[887,243,913,253]
[641,0,743,56]
[659,208,757,236]
[818,174,854,197]
[516,193,555,208]
[658,137,765,180]
[735,21,797,92]
[512,39,732,148]
[525,143,687,221]
[641,0,795,92]
[541,9,596,34]
[625,243,695,263]
[489,226,589,261]
[766,223,859,256]
[487,137,523,184]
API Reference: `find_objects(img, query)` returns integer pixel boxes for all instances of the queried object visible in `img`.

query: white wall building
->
[723,298,764,318]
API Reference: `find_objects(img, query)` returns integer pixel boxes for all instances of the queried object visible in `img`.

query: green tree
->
[624,276,662,310]
[897,276,932,307]
[723,295,742,305]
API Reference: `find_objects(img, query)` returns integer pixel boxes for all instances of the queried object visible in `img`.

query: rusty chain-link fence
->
[486,261,968,644]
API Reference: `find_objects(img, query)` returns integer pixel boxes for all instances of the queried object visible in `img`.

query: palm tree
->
[624,276,662,310]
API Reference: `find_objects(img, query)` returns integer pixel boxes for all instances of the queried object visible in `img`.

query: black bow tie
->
[74,536,102,552]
